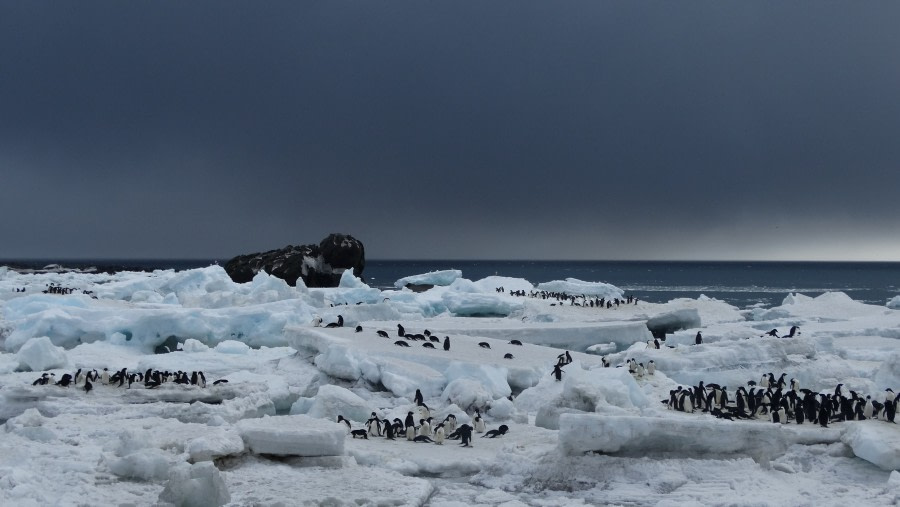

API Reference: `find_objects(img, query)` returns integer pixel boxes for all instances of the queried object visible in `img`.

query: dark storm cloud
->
[2,1,899,260]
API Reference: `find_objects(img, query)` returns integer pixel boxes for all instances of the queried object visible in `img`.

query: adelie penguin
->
[394,341,410,347]
[413,435,434,443]
[473,410,486,433]
[367,412,382,436]
[509,339,523,346]
[503,353,514,359]
[551,364,564,381]
[325,315,344,328]
[418,418,432,437]
[397,324,405,337]
[478,342,491,349]
[443,414,457,433]
[377,330,389,338]
[458,424,474,447]
[443,336,450,351]
[482,425,509,438]
[355,325,363,333]
[351,429,368,439]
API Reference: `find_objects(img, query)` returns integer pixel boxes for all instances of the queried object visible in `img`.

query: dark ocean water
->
[3,259,899,309]
[364,260,900,309]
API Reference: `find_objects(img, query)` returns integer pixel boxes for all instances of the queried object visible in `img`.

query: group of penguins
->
[31,367,229,392]
[321,319,529,361]
[665,372,899,425]
[495,287,639,309]
[337,389,509,447]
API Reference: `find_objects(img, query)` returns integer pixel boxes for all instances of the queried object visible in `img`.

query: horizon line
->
[2,257,899,264]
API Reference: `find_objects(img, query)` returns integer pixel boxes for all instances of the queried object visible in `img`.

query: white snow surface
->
[394,269,463,288]
[535,277,624,298]
[237,414,346,456]
[0,265,898,506]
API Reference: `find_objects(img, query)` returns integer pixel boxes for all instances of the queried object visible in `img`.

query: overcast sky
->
[2,1,899,261]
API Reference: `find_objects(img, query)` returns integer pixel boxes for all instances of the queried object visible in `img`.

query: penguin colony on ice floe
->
[495,286,640,308]
[336,392,511,447]
[29,366,228,391]
[660,371,898,426]
[355,322,535,362]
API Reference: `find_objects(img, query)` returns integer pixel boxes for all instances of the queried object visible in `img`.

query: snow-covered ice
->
[1,265,898,506]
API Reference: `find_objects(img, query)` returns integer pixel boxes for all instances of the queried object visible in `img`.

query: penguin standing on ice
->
[406,424,416,441]
[458,424,473,447]
[818,395,831,427]
[413,389,424,405]
[444,414,457,433]
[635,363,645,378]
[551,364,564,381]
[337,415,352,433]
[473,410,486,433]
[885,389,897,423]
[418,418,431,437]
[404,411,416,431]
[367,412,382,436]
[434,423,445,445]
[695,332,702,345]
[443,336,450,351]
[863,395,874,419]
[647,360,656,376]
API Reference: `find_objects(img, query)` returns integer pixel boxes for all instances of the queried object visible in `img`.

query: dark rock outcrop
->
[224,234,365,288]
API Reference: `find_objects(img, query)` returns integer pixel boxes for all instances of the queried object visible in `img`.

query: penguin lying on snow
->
[351,429,368,439]
[482,425,509,438]
[325,315,344,328]
[478,342,491,349]
[394,341,411,347]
